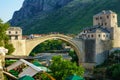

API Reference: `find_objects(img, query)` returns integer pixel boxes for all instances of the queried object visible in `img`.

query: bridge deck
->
[5,55,35,60]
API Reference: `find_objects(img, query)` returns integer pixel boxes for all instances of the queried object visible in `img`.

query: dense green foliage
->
[11,0,120,35]
[30,40,63,56]
[0,19,14,54]
[105,50,120,80]
[106,64,120,80]
[94,50,120,79]
[69,50,78,63]
[9,70,19,77]
[49,56,84,80]
[5,60,17,67]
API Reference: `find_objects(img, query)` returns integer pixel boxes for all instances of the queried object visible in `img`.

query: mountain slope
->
[9,0,120,34]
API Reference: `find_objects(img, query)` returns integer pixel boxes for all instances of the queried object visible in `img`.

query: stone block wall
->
[85,39,95,63]
[84,39,111,65]
[10,40,26,56]
[95,39,111,65]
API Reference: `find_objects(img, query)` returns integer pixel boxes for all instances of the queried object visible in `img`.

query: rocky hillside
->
[10,0,73,25]
[9,0,120,34]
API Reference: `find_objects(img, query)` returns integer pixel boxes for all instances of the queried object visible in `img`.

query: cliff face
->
[10,0,73,25]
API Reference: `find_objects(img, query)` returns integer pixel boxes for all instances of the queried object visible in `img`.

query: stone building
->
[78,10,120,65]
[79,26,110,40]
[93,10,117,28]
[79,10,119,40]
[6,27,22,40]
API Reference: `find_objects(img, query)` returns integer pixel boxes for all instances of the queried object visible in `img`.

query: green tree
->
[106,64,120,80]
[94,50,120,79]
[49,56,84,80]
[0,19,14,54]
[69,50,78,63]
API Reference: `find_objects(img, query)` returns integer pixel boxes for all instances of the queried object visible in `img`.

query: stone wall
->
[95,39,111,65]
[84,39,111,65]
[112,27,120,48]
[10,40,26,56]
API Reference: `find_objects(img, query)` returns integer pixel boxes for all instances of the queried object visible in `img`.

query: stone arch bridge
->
[10,34,85,64]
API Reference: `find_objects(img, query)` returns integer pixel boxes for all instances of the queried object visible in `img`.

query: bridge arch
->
[25,34,84,64]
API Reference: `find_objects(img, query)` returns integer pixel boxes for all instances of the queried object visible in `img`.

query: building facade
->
[78,10,120,65]
[6,27,22,40]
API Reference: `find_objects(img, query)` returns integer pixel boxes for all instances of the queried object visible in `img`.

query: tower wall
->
[112,27,120,47]
[95,39,111,65]
[85,39,95,63]
[84,39,111,65]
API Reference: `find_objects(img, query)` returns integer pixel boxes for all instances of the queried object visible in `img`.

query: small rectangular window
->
[98,34,100,37]
[16,31,18,34]
[9,36,11,40]
[15,36,18,40]
[103,35,105,37]
[106,35,108,37]
[101,23,103,26]
[88,35,90,38]
[91,35,94,37]
[98,23,100,25]
[96,17,98,20]
[113,16,115,18]
[105,23,107,26]
[9,31,11,34]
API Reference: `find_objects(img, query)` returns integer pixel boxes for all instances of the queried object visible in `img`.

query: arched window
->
[96,17,98,20]
[105,23,107,26]
[91,35,94,38]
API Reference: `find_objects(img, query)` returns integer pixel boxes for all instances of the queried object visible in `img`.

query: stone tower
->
[6,27,22,40]
[93,10,118,28]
